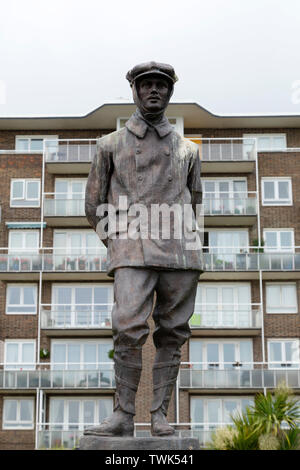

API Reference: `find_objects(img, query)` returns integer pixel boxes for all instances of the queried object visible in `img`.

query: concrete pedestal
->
[79,435,200,450]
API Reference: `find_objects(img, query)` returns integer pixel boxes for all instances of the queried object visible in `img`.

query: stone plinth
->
[79,436,200,450]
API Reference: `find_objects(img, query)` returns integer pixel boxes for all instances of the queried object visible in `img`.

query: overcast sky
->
[1,0,300,117]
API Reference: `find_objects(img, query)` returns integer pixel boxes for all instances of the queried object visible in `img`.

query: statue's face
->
[136,74,171,113]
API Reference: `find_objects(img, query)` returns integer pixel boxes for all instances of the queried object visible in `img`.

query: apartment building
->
[0,102,300,449]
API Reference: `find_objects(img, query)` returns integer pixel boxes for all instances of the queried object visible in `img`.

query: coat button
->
[138,175,143,181]
[136,149,141,154]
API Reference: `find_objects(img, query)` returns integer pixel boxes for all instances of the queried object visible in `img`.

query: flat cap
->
[126,61,178,86]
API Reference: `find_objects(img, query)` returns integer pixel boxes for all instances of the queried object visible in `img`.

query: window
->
[9,230,39,253]
[49,397,113,431]
[203,179,253,215]
[51,284,113,327]
[51,339,113,370]
[268,340,299,368]
[266,283,298,314]
[205,229,249,253]
[51,179,87,216]
[263,229,294,252]
[6,284,37,314]
[190,397,253,430]
[15,135,58,152]
[243,134,287,151]
[192,282,254,328]
[262,178,292,205]
[10,179,40,207]
[190,339,253,370]
[4,340,35,370]
[3,399,34,429]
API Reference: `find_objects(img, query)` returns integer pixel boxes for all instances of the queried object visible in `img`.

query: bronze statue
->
[84,61,203,437]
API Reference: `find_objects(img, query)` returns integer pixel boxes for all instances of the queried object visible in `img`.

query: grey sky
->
[1,0,300,117]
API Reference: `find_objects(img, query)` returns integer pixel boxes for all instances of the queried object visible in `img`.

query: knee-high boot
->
[84,346,142,436]
[150,347,181,436]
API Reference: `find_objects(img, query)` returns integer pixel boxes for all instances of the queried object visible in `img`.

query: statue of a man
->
[84,61,203,437]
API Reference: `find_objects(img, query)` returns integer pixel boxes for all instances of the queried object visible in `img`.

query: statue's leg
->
[150,270,199,436]
[84,267,158,437]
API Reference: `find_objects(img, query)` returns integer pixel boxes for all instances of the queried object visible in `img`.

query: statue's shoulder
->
[172,131,199,155]
[96,128,127,150]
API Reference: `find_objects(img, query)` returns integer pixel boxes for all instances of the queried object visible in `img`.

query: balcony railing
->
[41,304,113,329]
[1,248,300,273]
[0,363,115,389]
[196,138,256,162]
[43,194,85,217]
[0,249,108,273]
[179,362,300,389]
[36,423,224,449]
[203,247,300,272]
[190,304,261,328]
[44,139,97,162]
[203,192,257,216]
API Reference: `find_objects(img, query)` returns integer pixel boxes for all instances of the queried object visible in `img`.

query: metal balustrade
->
[41,304,113,329]
[0,363,115,389]
[179,362,300,389]
[44,139,97,162]
[0,248,299,273]
[43,194,85,217]
[190,304,262,328]
[198,138,256,162]
[203,193,257,216]
[36,423,223,449]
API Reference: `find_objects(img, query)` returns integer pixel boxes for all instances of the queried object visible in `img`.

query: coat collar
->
[125,110,173,139]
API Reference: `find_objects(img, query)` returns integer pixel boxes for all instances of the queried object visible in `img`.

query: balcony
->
[44,139,96,174]
[203,192,257,226]
[1,249,299,281]
[41,304,113,336]
[36,425,218,449]
[188,138,256,173]
[43,194,88,226]
[179,362,300,391]
[202,247,300,280]
[190,303,262,336]
[0,249,109,280]
[0,363,115,391]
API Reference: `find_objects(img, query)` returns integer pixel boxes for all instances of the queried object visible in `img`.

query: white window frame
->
[4,339,36,370]
[3,398,34,430]
[190,396,254,429]
[53,229,106,255]
[49,396,113,431]
[6,283,38,315]
[50,338,113,370]
[263,228,294,252]
[243,133,287,151]
[15,135,58,152]
[51,283,113,327]
[10,179,40,208]
[266,283,298,314]
[190,338,253,369]
[193,282,252,327]
[205,228,249,253]
[267,339,300,368]
[261,178,292,206]
[8,230,39,253]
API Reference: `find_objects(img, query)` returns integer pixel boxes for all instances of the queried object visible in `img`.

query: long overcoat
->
[85,111,204,277]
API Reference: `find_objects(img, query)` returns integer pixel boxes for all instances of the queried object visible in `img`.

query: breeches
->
[112,267,199,351]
